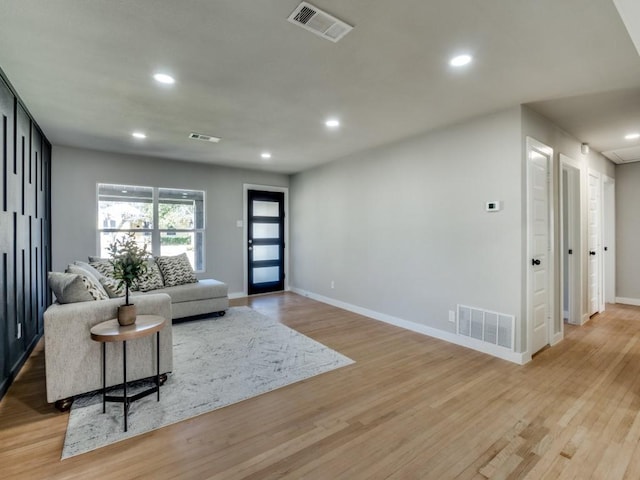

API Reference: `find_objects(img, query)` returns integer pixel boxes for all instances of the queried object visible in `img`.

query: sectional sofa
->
[44,254,229,409]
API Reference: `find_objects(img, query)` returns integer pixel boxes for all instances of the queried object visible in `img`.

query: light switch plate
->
[486,201,502,212]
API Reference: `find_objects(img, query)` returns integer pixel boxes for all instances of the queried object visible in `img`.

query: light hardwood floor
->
[2,293,640,479]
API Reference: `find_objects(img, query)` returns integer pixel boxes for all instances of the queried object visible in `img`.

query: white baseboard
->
[291,287,529,365]
[230,286,293,300]
[616,297,640,307]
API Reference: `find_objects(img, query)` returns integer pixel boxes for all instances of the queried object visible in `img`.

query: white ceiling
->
[0,0,639,173]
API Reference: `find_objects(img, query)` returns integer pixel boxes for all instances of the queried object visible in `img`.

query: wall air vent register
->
[457,305,515,351]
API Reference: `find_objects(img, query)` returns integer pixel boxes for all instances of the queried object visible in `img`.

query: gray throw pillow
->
[155,253,197,287]
[48,272,100,304]
[66,264,109,299]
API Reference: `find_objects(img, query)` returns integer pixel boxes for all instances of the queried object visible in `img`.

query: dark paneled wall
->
[0,72,52,401]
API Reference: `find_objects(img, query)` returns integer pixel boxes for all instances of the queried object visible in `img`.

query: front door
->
[247,190,285,295]
[527,137,553,355]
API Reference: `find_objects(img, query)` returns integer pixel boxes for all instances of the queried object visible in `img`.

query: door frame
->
[243,184,289,296]
[526,137,555,356]
[559,154,582,326]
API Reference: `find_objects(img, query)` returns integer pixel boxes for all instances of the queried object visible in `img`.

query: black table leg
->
[102,342,106,414]
[156,331,160,401]
[123,340,127,432]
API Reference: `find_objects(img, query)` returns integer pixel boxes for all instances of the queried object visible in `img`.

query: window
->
[97,183,205,271]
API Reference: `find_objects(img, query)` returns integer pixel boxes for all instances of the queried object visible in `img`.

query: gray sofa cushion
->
[153,279,227,304]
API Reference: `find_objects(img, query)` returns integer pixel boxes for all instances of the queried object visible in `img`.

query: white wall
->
[291,108,525,350]
[615,162,640,301]
[51,146,289,294]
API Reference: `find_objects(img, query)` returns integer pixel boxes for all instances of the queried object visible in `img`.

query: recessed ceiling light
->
[153,73,175,85]
[132,131,146,139]
[450,54,473,67]
[122,190,128,193]
[261,152,272,159]
[325,119,340,128]
[625,132,640,140]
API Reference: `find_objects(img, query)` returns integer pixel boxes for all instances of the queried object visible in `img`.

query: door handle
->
[531,259,541,266]
[589,251,596,256]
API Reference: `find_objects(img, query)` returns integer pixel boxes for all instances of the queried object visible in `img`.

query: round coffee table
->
[90,314,166,432]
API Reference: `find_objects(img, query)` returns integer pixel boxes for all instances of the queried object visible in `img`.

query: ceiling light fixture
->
[132,132,146,139]
[450,54,472,67]
[153,73,175,85]
[325,119,340,128]
[261,152,272,159]
[625,132,640,140]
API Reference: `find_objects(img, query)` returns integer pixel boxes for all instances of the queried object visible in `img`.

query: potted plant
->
[108,232,149,325]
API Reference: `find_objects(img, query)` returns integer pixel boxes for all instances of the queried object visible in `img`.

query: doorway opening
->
[560,156,581,326]
[603,175,615,306]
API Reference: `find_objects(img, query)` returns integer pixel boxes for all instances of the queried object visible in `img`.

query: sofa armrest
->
[44,294,173,403]
[44,293,172,325]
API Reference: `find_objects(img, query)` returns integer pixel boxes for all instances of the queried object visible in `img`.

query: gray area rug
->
[62,306,354,459]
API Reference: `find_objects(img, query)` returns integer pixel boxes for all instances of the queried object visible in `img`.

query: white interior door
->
[603,176,615,305]
[527,138,553,355]
[587,170,601,316]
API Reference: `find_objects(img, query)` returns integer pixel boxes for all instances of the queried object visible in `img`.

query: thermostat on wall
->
[486,201,502,212]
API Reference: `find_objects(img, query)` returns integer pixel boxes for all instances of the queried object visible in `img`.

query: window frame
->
[96,183,206,272]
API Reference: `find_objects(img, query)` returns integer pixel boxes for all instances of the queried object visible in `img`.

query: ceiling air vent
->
[189,132,220,143]
[287,2,353,43]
